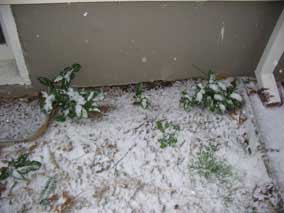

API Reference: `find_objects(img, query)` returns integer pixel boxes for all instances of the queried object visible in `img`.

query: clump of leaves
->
[0,153,41,181]
[180,71,242,113]
[189,144,233,182]
[133,83,150,109]
[156,120,180,148]
[38,63,104,122]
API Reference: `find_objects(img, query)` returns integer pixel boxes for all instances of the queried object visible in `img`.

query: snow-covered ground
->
[0,99,45,140]
[0,80,282,212]
[248,82,284,200]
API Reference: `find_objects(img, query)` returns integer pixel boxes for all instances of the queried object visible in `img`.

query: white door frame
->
[0,5,31,85]
[255,9,284,104]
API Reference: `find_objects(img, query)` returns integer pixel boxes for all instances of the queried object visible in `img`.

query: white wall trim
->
[0,5,31,85]
[0,0,281,4]
[255,9,284,104]
[0,44,14,60]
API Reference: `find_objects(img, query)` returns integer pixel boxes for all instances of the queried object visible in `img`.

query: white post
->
[0,5,31,85]
[255,9,284,104]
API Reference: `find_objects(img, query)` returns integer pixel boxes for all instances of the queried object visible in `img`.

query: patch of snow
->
[247,82,284,198]
[0,99,46,140]
[0,80,278,212]
[209,83,219,92]
[218,81,227,91]
[230,93,242,102]
[196,89,204,102]
[273,60,278,67]
[214,94,224,101]
[67,88,86,117]
[141,57,147,63]
[219,103,226,112]
[41,91,55,113]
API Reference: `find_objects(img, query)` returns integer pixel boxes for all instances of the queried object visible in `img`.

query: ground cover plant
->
[180,71,242,113]
[156,120,180,148]
[189,144,233,183]
[0,153,41,181]
[133,83,150,109]
[38,63,103,122]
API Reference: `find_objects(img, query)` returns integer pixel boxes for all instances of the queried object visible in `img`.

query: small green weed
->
[156,120,180,148]
[133,83,150,109]
[189,144,233,182]
[0,153,41,181]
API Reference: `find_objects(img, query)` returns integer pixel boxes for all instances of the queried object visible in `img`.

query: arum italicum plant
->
[180,71,242,113]
[38,63,104,122]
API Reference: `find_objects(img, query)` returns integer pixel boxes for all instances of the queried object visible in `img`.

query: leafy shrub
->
[38,64,103,121]
[133,83,150,109]
[0,153,41,181]
[189,144,233,182]
[180,71,242,113]
[156,120,180,148]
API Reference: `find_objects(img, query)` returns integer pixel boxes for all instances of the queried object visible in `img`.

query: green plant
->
[180,71,242,113]
[38,63,103,122]
[156,120,180,148]
[0,153,41,181]
[39,176,57,206]
[189,144,233,182]
[133,83,150,109]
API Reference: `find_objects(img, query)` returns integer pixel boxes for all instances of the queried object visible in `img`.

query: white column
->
[255,9,284,104]
[0,5,31,85]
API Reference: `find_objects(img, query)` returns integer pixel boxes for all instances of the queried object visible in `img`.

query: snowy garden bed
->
[0,98,46,140]
[0,80,282,212]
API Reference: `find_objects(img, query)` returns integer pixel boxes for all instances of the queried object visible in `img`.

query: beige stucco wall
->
[12,2,284,88]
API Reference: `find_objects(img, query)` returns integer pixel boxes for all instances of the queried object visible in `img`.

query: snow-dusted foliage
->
[156,120,180,148]
[0,153,41,181]
[180,71,242,113]
[189,144,233,182]
[133,83,150,109]
[38,64,103,121]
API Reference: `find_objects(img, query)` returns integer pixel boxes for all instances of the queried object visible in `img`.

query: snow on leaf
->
[196,90,204,102]
[81,108,88,118]
[219,104,226,112]
[87,91,95,101]
[141,97,148,109]
[217,82,227,91]
[53,75,63,83]
[214,94,224,101]
[230,93,242,102]
[209,84,219,92]
[41,91,55,113]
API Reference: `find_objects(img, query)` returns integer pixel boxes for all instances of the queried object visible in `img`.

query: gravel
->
[0,99,46,140]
